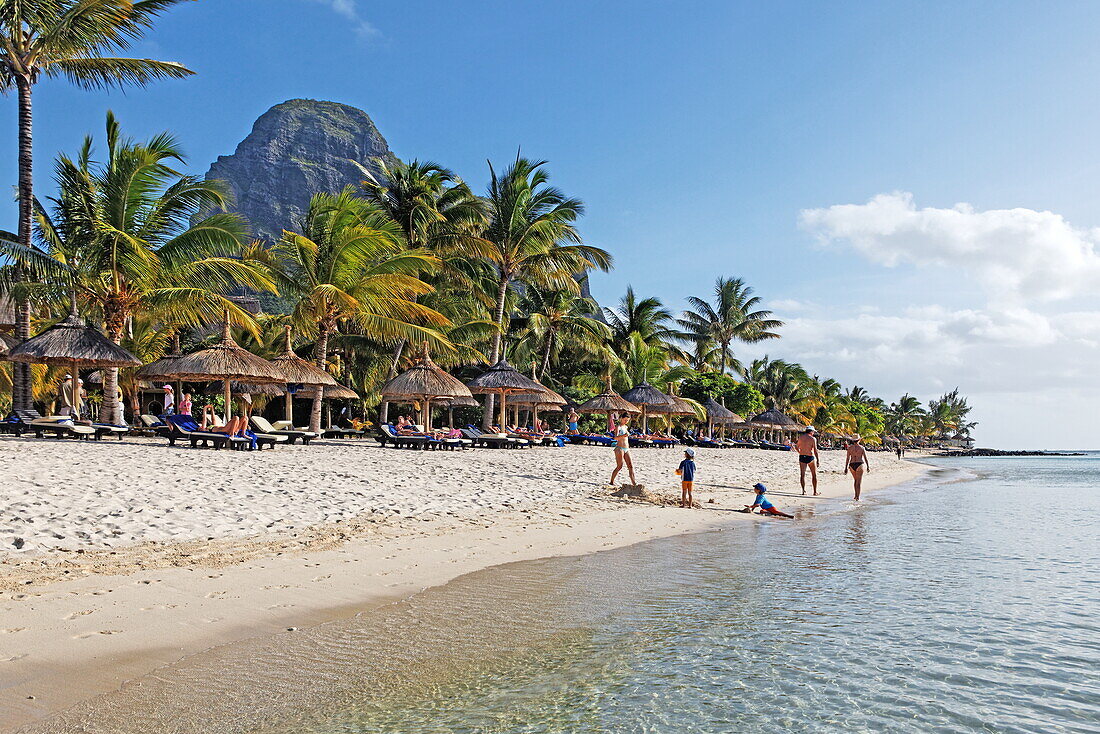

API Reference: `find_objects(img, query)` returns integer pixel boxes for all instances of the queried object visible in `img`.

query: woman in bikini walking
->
[843,434,870,500]
[609,414,638,487]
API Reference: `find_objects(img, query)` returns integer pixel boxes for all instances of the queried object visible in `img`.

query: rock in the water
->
[200,99,399,244]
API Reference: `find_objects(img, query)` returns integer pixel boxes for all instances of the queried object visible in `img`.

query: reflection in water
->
[31,456,1100,734]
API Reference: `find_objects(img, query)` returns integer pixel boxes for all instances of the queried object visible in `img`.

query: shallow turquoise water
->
[36,455,1100,733]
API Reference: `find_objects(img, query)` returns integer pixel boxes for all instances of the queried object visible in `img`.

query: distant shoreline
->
[935,448,1086,457]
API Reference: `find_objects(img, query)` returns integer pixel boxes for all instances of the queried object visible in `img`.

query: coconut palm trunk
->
[309,322,332,434]
[482,276,511,429]
[12,77,35,411]
[98,303,127,425]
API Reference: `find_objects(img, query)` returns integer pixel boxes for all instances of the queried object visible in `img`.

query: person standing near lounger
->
[794,427,820,496]
[162,384,175,415]
[609,415,637,487]
[566,408,580,435]
[844,434,870,500]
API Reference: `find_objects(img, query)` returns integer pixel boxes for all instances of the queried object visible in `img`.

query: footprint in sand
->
[1,627,26,634]
[65,610,94,620]
[311,575,332,582]
[261,584,291,590]
[205,591,227,599]
[4,653,29,662]
[74,630,121,639]
[136,579,161,585]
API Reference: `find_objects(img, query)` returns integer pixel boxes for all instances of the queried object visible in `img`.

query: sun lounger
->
[377,424,430,449]
[163,415,233,449]
[462,427,530,448]
[28,416,97,439]
[252,416,315,445]
[3,409,46,436]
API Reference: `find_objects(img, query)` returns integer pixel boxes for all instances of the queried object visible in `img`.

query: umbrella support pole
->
[285,392,294,423]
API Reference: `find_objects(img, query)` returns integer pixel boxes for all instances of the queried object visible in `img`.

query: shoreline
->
[1,441,928,731]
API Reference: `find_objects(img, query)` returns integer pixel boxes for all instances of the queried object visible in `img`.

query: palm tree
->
[360,157,487,421]
[884,393,927,439]
[602,287,682,352]
[1,113,273,424]
[514,286,610,383]
[679,277,782,374]
[745,356,814,413]
[1,0,194,411]
[270,188,451,433]
[479,156,611,426]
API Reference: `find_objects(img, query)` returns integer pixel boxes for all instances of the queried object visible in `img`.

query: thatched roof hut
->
[577,377,641,415]
[703,398,734,421]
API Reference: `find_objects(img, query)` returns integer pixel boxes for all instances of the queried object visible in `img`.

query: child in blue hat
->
[741,483,793,518]
[676,448,696,507]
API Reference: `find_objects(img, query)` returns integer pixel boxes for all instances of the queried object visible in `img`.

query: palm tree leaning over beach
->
[679,277,783,375]
[0,0,194,411]
[0,113,274,425]
[269,188,451,434]
[478,156,612,428]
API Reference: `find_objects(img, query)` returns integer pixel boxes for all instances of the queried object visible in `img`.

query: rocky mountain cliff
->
[200,99,398,242]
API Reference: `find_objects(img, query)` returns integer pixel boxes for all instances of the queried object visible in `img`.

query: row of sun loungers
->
[0,410,129,440]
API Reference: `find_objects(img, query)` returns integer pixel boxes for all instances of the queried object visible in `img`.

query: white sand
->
[0,435,927,730]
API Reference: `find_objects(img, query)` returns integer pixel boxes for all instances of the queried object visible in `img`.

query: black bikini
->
[849,461,863,471]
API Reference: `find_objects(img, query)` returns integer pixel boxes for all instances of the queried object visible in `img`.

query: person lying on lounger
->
[739,483,794,518]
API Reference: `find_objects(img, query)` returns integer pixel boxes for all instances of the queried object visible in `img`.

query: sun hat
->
[684,448,695,457]
[162,384,173,390]
[849,433,861,442]
[754,482,767,492]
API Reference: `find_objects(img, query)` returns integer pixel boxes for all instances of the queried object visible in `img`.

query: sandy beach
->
[0,436,926,730]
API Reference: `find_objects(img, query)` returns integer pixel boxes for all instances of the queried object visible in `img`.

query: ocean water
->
[35,455,1100,733]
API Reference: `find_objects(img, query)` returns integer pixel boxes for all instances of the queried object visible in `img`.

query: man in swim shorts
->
[794,427,820,496]
[566,408,580,435]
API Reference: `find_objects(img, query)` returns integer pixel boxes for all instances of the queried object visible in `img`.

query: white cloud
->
[799,192,1100,303]
[308,0,379,39]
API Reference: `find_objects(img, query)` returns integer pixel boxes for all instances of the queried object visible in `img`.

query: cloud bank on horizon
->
[738,193,1100,449]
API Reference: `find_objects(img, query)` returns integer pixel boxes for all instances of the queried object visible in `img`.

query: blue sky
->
[4,1,1100,448]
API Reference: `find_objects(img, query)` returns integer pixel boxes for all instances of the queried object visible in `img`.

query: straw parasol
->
[269,325,338,422]
[380,343,473,428]
[439,394,480,428]
[160,315,284,418]
[577,376,641,419]
[466,359,545,430]
[751,407,801,430]
[508,368,567,428]
[7,306,141,417]
[0,332,18,358]
[620,381,674,433]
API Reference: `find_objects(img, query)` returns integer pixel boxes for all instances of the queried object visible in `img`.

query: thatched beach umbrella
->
[509,371,567,429]
[161,318,284,418]
[620,382,674,433]
[440,394,480,428]
[381,343,472,429]
[750,407,803,442]
[269,325,338,422]
[577,376,641,427]
[0,332,18,358]
[7,308,141,418]
[466,359,544,431]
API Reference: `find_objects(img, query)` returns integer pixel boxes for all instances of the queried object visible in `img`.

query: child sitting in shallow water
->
[740,483,794,518]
